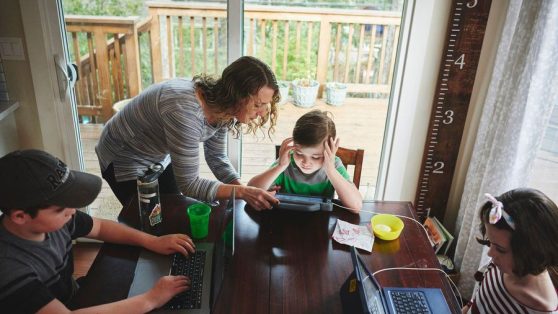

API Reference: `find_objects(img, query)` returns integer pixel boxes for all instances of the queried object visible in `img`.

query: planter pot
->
[325,82,347,106]
[291,79,319,108]
[277,81,290,105]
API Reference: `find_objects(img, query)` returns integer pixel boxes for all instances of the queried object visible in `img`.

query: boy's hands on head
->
[278,137,294,168]
[145,234,196,256]
[146,275,191,309]
[322,137,340,173]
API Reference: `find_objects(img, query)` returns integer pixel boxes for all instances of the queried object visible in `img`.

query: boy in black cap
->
[0,149,196,313]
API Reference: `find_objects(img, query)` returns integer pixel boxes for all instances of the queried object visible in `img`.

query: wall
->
[0,0,44,154]
[445,0,509,231]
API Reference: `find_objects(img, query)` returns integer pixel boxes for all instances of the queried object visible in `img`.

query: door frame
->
[19,0,83,171]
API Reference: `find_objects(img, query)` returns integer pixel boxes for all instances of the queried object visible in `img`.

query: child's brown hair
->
[478,188,558,277]
[292,110,336,146]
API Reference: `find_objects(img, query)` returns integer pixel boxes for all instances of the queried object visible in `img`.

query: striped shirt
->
[96,79,239,202]
[468,263,558,314]
[272,153,350,197]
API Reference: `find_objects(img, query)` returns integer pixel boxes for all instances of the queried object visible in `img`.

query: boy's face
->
[292,143,324,174]
[25,205,76,233]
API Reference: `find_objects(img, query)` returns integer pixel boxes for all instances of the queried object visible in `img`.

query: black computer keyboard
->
[390,290,431,313]
[165,250,206,310]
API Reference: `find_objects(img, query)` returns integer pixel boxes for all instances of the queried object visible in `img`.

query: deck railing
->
[65,2,401,122]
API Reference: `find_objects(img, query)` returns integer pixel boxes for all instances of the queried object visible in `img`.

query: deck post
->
[125,21,142,96]
[93,29,113,122]
[316,18,332,98]
[149,9,163,83]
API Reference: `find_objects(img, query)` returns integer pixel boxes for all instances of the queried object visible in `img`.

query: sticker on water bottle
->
[149,203,162,226]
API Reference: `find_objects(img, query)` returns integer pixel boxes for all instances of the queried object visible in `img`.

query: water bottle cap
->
[139,163,164,183]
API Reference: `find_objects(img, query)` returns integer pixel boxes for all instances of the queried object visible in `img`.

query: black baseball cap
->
[0,149,102,209]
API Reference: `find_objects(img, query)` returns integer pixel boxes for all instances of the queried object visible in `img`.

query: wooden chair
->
[275,145,364,187]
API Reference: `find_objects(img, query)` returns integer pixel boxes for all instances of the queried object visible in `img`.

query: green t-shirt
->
[272,153,350,197]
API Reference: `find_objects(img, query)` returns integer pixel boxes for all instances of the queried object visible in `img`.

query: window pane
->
[64,1,229,219]
[529,103,558,201]
[241,0,406,199]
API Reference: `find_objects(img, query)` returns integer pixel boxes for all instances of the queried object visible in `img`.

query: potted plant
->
[291,78,319,108]
[325,82,348,106]
[277,80,290,105]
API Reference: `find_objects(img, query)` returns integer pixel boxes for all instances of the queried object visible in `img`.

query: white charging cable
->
[334,202,431,239]
[334,202,463,308]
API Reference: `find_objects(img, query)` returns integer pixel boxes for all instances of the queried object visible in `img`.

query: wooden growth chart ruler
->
[414,0,492,220]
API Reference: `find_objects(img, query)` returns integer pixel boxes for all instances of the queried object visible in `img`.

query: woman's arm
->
[215,183,279,210]
[203,127,241,184]
[162,105,223,202]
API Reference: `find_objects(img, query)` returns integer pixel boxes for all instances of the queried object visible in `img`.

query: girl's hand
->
[278,137,294,167]
[145,234,196,257]
[322,137,340,172]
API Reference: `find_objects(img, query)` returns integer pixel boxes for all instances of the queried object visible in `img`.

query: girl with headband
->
[463,188,558,314]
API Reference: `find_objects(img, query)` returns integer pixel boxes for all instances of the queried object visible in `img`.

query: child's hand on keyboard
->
[145,234,196,256]
[146,275,190,309]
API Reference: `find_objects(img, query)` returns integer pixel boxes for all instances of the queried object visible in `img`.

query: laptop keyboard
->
[390,290,431,314]
[165,251,206,310]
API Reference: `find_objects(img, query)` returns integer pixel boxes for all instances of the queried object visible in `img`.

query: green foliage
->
[63,0,401,95]
[249,20,318,82]
[62,0,145,16]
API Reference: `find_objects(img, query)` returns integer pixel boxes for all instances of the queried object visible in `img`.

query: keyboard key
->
[166,251,206,310]
[390,290,431,314]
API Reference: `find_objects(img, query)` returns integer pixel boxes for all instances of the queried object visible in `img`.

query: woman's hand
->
[277,137,294,167]
[322,137,340,173]
[145,234,196,257]
[145,275,190,309]
[238,185,279,210]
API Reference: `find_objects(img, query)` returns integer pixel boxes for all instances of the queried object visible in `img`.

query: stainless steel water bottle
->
[137,163,164,235]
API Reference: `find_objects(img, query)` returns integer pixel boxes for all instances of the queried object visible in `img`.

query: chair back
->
[275,145,364,187]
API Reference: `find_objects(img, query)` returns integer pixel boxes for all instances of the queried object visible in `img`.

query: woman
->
[96,56,279,210]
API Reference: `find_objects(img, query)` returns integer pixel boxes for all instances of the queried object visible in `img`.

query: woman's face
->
[484,223,514,275]
[236,86,275,124]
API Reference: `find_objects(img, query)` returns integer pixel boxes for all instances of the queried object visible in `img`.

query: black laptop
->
[127,191,236,313]
[340,246,452,314]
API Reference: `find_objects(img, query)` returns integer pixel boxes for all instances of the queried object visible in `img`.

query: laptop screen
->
[351,246,387,314]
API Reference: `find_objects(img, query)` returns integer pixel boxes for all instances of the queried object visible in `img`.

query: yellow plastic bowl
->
[371,214,404,241]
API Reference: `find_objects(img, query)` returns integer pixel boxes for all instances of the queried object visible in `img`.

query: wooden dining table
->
[70,194,461,313]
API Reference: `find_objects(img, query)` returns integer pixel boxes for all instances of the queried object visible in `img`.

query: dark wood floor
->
[73,242,101,278]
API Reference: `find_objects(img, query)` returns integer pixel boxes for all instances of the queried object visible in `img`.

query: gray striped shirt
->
[96,79,239,202]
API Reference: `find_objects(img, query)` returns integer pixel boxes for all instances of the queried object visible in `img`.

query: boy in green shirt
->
[248,110,362,213]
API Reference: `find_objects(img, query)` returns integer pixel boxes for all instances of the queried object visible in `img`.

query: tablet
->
[274,192,333,212]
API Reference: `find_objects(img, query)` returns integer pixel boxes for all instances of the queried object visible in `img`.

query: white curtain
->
[453,0,558,299]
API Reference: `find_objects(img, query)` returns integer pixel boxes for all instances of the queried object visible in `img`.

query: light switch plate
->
[0,37,25,61]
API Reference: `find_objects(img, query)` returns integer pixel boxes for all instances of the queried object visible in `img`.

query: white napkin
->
[332,219,374,252]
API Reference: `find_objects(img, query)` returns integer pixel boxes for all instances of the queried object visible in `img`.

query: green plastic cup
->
[187,203,211,239]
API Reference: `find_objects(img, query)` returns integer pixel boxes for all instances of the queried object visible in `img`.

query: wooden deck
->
[81,97,388,220]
